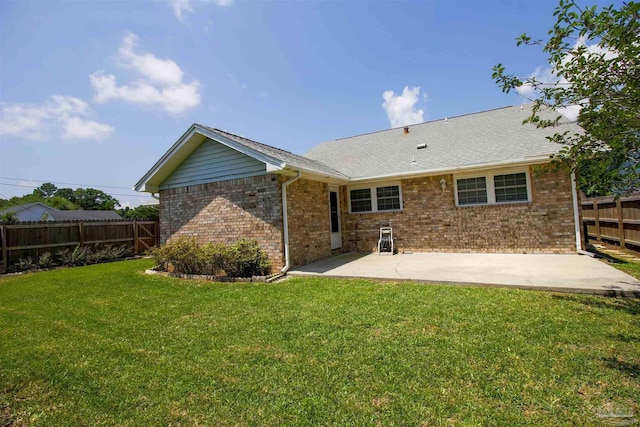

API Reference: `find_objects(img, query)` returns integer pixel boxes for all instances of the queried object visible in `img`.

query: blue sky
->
[0,0,609,207]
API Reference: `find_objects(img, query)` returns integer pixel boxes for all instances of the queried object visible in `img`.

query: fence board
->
[582,193,640,252]
[0,220,158,273]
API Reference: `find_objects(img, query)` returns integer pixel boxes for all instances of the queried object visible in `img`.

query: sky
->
[0,0,616,208]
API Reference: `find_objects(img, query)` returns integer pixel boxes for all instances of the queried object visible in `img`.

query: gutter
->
[280,171,302,273]
[346,156,555,183]
[571,171,594,257]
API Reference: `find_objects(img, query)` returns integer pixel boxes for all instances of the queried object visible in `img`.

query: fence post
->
[1,225,6,274]
[617,199,626,249]
[594,200,601,242]
[78,222,84,247]
[133,221,139,254]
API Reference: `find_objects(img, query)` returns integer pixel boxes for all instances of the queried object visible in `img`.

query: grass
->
[1,259,638,426]
[613,260,640,280]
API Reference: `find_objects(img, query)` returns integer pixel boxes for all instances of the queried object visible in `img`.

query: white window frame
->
[348,182,403,213]
[454,168,532,207]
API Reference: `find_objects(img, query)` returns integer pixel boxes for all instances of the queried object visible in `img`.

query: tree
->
[73,188,120,210]
[118,205,159,221]
[492,0,639,196]
[33,182,58,198]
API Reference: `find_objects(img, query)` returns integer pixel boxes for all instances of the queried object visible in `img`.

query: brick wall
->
[340,166,577,254]
[285,177,333,267]
[159,174,284,270]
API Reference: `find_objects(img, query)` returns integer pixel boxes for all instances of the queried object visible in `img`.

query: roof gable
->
[135,124,347,192]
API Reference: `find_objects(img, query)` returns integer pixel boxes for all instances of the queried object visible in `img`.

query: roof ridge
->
[333,104,525,142]
[197,125,298,157]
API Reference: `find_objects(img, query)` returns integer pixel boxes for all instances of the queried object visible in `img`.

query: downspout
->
[571,171,594,257]
[281,171,302,273]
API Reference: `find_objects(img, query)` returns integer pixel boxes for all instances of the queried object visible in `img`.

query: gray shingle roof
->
[200,126,348,178]
[304,104,580,179]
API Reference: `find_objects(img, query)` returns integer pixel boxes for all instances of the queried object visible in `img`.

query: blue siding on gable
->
[160,139,267,189]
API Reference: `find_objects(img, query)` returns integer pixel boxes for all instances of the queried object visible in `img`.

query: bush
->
[38,252,55,269]
[59,245,90,267]
[10,257,35,273]
[151,237,271,277]
[223,239,271,278]
[150,237,203,274]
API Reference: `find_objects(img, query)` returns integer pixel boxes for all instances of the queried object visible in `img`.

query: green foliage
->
[33,182,58,198]
[37,252,55,269]
[223,238,271,277]
[151,237,271,277]
[150,237,203,274]
[0,212,18,224]
[9,245,135,272]
[58,245,91,267]
[493,0,640,196]
[73,188,120,210]
[118,205,159,221]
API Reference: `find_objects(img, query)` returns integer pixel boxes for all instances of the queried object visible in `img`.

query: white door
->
[329,188,342,249]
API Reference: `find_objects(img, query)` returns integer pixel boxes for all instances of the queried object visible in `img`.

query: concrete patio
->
[288,252,640,297]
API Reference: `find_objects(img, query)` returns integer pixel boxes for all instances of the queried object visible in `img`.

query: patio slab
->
[288,253,640,297]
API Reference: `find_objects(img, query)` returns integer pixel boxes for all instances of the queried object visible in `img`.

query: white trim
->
[347,156,553,183]
[347,181,403,214]
[453,167,532,207]
[281,171,301,273]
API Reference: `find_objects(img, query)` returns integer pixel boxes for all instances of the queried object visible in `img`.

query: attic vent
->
[416,143,427,150]
[403,126,409,134]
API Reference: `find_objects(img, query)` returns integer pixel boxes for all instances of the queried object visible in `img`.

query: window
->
[457,177,487,206]
[349,184,402,213]
[376,186,401,211]
[455,170,530,207]
[494,173,528,202]
[350,188,372,213]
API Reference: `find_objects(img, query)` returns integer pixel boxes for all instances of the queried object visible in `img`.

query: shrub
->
[200,243,228,275]
[150,237,203,274]
[58,245,90,267]
[10,257,34,273]
[38,252,55,269]
[151,238,271,277]
[223,239,271,278]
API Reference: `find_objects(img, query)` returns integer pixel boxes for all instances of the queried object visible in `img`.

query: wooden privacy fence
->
[0,220,158,273]
[581,194,640,251]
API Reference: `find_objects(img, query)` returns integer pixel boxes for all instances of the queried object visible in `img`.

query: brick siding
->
[159,174,284,271]
[340,166,577,254]
[285,177,333,266]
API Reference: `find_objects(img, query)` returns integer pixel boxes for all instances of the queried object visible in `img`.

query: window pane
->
[376,185,400,211]
[457,177,487,205]
[350,188,372,212]
[494,173,528,202]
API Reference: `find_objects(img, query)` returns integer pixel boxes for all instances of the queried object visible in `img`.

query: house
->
[0,202,122,222]
[135,104,584,272]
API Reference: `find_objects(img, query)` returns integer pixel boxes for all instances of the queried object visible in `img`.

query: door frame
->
[329,186,342,249]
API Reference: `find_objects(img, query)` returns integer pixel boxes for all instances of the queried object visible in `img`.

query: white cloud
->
[382,86,425,128]
[0,95,114,142]
[516,37,618,99]
[90,32,201,114]
[169,0,233,22]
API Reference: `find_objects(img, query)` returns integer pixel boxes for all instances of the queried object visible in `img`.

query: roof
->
[135,104,581,192]
[304,104,580,180]
[0,202,121,221]
[47,210,122,221]
[134,124,347,192]
[201,127,347,179]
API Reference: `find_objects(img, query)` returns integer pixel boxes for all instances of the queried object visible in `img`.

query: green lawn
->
[1,259,638,426]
